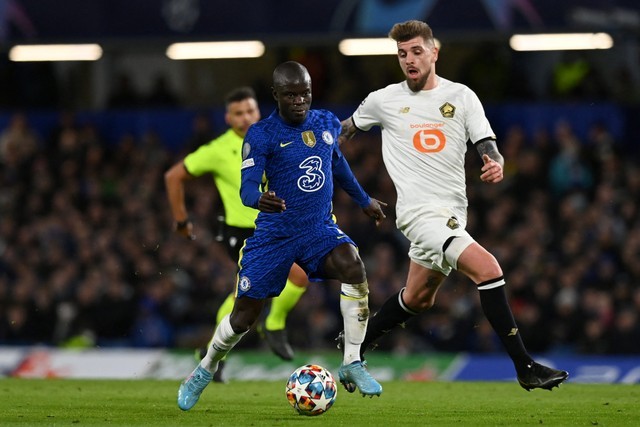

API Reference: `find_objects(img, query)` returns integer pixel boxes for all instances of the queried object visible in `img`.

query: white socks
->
[200,314,247,373]
[340,281,369,365]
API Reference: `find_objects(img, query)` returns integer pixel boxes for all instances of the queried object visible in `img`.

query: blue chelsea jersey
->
[241,109,343,237]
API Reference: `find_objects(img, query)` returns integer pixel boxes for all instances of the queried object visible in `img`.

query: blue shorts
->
[235,222,356,299]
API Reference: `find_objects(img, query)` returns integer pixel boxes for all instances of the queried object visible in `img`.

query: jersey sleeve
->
[240,125,268,209]
[332,138,371,208]
[463,87,496,145]
[183,142,216,176]
[352,89,384,132]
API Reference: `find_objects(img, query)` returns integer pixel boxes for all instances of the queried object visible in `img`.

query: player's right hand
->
[258,191,286,213]
[175,221,196,240]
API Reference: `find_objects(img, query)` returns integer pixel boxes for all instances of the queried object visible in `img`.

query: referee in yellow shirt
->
[165,87,307,382]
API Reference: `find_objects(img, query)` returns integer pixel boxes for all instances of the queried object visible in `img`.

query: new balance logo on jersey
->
[508,328,519,336]
[280,141,294,148]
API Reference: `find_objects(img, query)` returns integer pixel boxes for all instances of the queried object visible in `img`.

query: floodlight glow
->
[339,38,398,56]
[166,41,265,59]
[510,33,613,51]
[339,37,441,56]
[9,44,103,62]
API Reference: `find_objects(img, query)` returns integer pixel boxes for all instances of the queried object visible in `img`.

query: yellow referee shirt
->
[183,129,258,228]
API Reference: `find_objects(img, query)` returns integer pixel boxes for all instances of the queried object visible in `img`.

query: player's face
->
[273,82,312,125]
[225,98,261,137]
[397,36,438,92]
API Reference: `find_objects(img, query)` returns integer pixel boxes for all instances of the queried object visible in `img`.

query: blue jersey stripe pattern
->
[243,109,343,237]
[237,109,356,298]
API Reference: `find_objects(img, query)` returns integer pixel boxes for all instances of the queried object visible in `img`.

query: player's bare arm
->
[338,117,359,145]
[476,139,504,183]
[164,161,196,239]
[362,198,388,226]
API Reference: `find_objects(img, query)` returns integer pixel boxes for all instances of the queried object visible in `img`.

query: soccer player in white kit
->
[338,20,568,391]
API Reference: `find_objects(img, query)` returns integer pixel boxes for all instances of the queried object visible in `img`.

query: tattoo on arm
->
[476,139,504,167]
[425,275,441,289]
[338,118,358,146]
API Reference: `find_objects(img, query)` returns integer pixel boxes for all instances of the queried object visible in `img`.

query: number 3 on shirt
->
[413,129,446,153]
[298,156,325,192]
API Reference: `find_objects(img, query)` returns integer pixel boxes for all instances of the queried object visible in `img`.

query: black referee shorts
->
[220,225,254,263]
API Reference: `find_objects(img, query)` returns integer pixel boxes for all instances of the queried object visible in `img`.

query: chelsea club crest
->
[239,276,251,292]
[322,131,334,145]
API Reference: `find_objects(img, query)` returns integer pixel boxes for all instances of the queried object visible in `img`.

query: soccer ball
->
[286,364,337,416]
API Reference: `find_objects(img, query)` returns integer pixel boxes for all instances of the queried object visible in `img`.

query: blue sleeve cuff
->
[240,169,264,209]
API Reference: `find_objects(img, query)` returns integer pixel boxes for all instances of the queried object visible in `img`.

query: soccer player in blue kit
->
[177,61,387,411]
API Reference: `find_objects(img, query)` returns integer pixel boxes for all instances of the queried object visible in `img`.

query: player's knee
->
[288,263,308,286]
[341,281,369,299]
[480,255,503,282]
[416,296,436,311]
[332,251,366,283]
[342,259,366,283]
[327,244,366,283]
[410,295,435,312]
[403,287,435,312]
[229,313,254,334]
[461,249,503,284]
[229,318,251,334]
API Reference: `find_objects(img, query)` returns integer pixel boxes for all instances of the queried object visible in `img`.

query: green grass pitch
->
[0,379,637,426]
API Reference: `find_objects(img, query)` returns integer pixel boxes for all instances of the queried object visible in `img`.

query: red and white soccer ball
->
[286,364,337,416]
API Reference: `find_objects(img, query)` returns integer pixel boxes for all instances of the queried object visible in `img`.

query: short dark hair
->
[224,86,256,106]
[388,20,435,44]
[272,61,310,89]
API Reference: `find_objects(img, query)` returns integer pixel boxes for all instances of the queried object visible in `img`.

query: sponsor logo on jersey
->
[298,156,324,192]
[399,107,410,113]
[446,216,459,230]
[301,130,316,147]
[239,276,251,292]
[508,328,519,336]
[410,122,443,129]
[280,141,294,147]
[439,102,456,118]
[413,128,446,153]
[322,131,334,145]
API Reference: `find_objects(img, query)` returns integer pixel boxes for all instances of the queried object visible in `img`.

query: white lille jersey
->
[352,76,495,219]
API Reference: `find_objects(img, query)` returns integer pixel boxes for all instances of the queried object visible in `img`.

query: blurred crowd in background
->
[1,104,639,356]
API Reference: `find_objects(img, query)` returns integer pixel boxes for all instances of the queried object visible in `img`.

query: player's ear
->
[271,87,278,102]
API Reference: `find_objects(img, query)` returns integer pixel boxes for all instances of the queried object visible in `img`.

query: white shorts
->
[397,206,475,276]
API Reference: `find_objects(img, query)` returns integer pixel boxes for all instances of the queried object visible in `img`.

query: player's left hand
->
[480,154,504,183]
[258,191,286,213]
[363,198,387,226]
